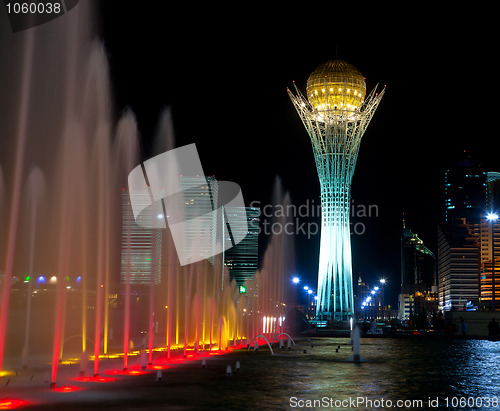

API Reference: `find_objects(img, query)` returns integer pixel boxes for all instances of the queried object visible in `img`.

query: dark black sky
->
[95,2,499,305]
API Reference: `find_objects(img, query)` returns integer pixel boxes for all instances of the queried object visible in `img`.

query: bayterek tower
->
[288,60,384,323]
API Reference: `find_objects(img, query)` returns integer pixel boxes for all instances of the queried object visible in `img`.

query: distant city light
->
[292,277,300,284]
[37,276,46,284]
[374,286,379,291]
[380,278,386,284]
[307,289,313,295]
[303,286,309,291]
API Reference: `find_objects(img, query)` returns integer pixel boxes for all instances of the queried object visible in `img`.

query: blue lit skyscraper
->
[289,60,384,322]
[443,155,487,223]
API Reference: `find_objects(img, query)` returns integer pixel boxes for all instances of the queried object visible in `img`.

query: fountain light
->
[53,385,82,393]
[75,374,117,383]
[0,398,31,409]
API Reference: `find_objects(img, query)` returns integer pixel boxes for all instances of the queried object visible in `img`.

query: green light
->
[24,276,30,282]
[239,285,246,294]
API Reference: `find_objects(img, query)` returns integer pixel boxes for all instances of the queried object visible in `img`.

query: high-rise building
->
[121,190,162,285]
[438,154,500,312]
[177,176,219,265]
[399,224,437,320]
[224,207,259,286]
[121,178,259,288]
[443,155,487,223]
[484,172,500,308]
[437,221,479,311]
[475,217,500,309]
[289,60,384,322]
[401,226,436,291]
[487,171,500,211]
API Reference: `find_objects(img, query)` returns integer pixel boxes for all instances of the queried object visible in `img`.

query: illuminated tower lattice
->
[288,60,384,321]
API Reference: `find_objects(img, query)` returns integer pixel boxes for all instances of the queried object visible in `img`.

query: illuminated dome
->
[306,60,366,114]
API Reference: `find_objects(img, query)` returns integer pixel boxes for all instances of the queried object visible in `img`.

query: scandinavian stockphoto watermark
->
[127,143,248,266]
[249,199,378,239]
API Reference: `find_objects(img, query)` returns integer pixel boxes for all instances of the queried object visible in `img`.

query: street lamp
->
[487,213,499,311]
[379,278,387,319]
[292,277,300,307]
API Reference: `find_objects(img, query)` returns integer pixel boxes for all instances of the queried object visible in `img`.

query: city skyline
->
[0,4,500,409]
[67,4,500,305]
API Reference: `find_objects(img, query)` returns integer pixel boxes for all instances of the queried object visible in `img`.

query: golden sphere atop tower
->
[306,60,366,114]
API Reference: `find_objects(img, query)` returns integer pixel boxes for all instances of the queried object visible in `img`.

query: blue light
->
[37,275,46,284]
[76,276,82,283]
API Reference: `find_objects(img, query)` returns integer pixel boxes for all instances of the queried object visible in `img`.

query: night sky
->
[95,2,499,305]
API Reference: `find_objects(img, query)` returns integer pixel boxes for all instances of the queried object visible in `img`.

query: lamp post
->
[487,213,499,311]
[292,277,300,307]
[380,278,386,320]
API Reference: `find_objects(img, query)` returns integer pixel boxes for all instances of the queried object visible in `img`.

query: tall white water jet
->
[245,177,294,345]
[21,167,45,369]
[0,27,35,375]
[114,108,140,371]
